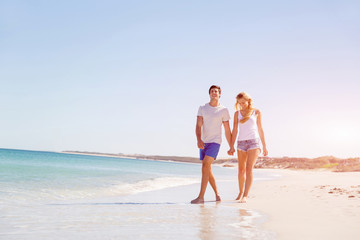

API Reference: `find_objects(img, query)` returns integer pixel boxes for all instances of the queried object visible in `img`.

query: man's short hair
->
[209,85,221,94]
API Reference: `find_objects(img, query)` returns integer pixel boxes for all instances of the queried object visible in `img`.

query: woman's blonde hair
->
[235,92,254,123]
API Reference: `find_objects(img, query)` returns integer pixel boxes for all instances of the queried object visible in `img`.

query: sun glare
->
[332,126,353,140]
[311,118,360,157]
[328,122,359,143]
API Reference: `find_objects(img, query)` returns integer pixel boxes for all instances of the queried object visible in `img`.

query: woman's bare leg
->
[236,150,247,200]
[241,148,260,203]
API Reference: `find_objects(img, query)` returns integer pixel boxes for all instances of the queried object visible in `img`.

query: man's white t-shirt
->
[197,103,230,144]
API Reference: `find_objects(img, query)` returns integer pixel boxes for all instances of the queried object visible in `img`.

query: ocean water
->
[0,149,203,203]
[0,148,276,240]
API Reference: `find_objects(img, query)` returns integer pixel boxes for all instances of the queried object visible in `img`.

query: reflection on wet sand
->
[238,208,253,228]
[198,204,218,240]
[196,202,273,240]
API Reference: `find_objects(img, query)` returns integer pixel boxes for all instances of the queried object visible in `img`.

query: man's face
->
[209,88,221,100]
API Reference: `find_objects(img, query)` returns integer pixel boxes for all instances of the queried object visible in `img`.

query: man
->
[191,85,232,204]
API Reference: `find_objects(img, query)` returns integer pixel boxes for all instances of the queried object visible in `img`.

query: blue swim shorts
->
[200,143,221,160]
[237,138,261,152]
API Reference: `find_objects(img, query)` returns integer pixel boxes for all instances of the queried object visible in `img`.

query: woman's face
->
[237,98,249,110]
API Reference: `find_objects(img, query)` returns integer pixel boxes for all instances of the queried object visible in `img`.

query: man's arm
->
[196,116,205,149]
[228,111,239,155]
[223,120,232,147]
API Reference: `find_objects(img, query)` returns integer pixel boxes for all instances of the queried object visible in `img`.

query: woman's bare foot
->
[235,193,243,200]
[191,197,204,204]
[240,196,247,203]
[216,195,221,202]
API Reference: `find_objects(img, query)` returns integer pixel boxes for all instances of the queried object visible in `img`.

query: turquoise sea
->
[0,148,276,240]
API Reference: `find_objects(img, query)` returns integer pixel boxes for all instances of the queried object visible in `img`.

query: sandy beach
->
[246,169,360,240]
[56,152,360,239]
[2,149,360,239]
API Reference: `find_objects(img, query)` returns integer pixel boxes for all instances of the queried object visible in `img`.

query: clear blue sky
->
[1,0,359,158]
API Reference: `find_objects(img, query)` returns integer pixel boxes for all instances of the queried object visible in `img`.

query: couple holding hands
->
[191,85,268,204]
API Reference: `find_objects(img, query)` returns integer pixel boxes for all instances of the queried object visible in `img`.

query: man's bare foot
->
[240,196,247,203]
[216,195,221,202]
[191,197,204,204]
[235,193,243,200]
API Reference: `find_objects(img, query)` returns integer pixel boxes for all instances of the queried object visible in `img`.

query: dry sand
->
[246,169,360,240]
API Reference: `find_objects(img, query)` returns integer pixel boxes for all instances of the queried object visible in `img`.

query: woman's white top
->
[237,110,260,141]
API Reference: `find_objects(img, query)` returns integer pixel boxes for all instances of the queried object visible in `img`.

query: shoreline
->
[95,169,279,239]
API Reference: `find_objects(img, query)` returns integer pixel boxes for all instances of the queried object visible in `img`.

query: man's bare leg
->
[208,170,221,201]
[191,155,215,204]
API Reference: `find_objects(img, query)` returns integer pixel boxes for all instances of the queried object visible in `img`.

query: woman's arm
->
[256,109,268,156]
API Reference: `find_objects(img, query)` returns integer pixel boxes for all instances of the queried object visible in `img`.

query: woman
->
[228,92,268,203]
